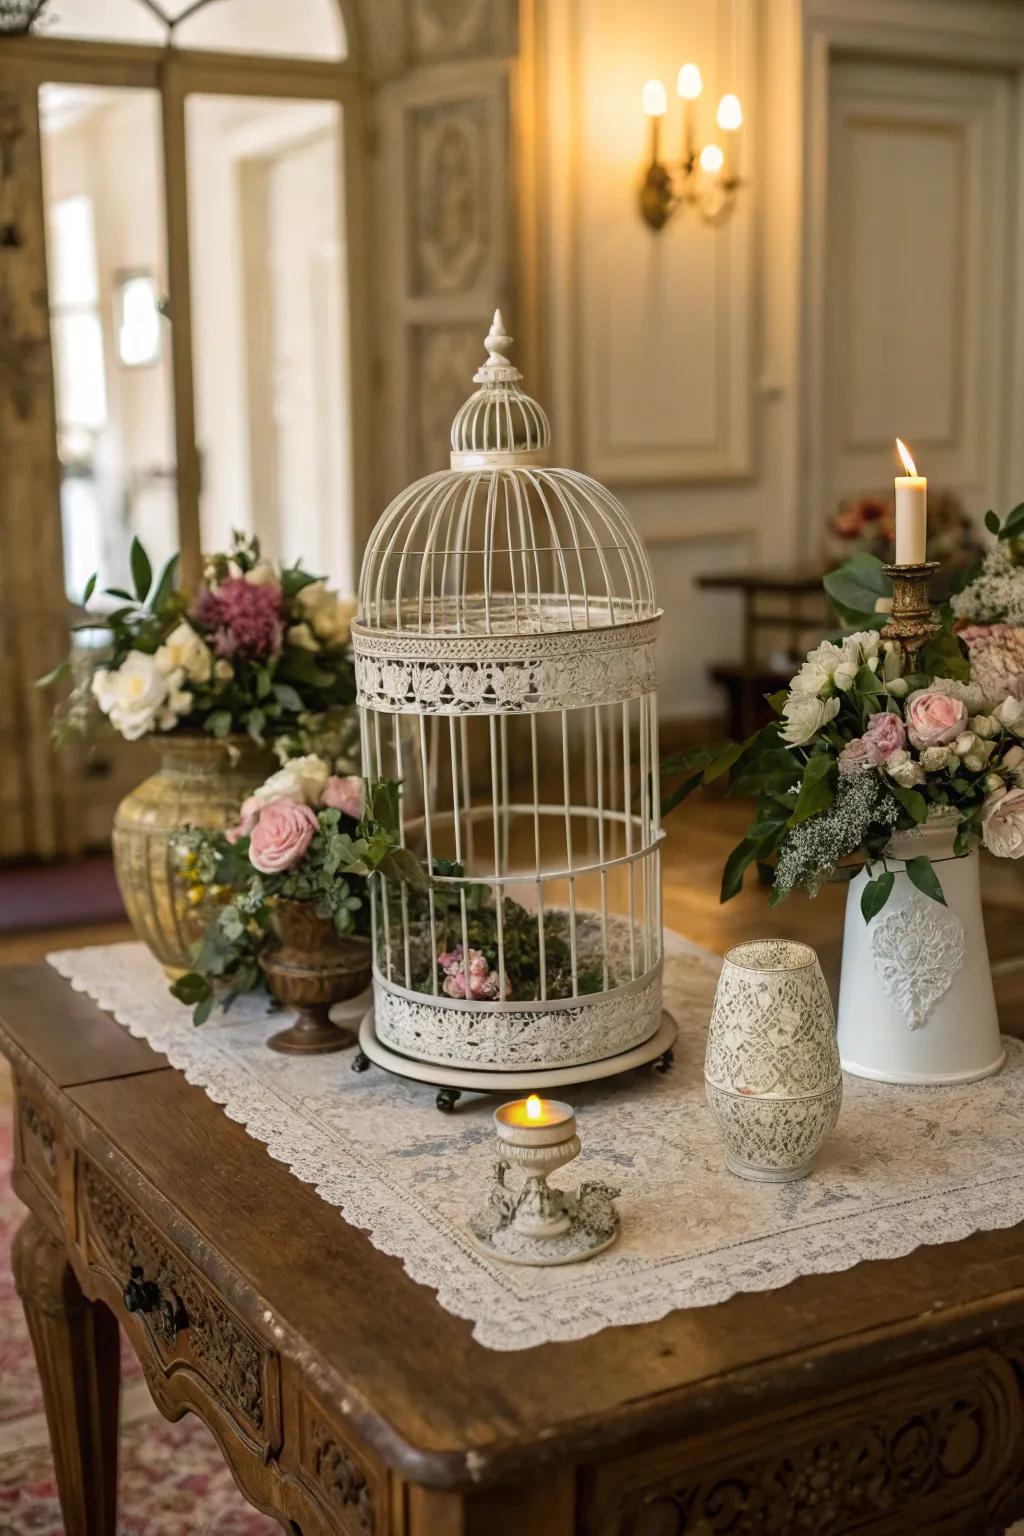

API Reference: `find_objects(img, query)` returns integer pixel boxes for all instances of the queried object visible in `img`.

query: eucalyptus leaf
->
[889,783,927,824]
[984,509,1001,536]
[823,553,891,625]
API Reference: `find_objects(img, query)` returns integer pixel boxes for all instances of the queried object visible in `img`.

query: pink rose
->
[321,775,363,820]
[248,799,319,874]
[863,711,907,763]
[905,689,967,750]
[438,945,508,1001]
[958,624,1024,702]
[838,736,875,776]
[225,794,260,845]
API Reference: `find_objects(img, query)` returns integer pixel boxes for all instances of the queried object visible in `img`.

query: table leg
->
[12,1213,120,1536]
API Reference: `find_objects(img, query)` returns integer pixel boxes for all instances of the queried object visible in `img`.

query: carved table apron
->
[5,959,1024,1536]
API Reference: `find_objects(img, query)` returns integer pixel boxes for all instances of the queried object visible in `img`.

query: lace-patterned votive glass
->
[705,940,842,1183]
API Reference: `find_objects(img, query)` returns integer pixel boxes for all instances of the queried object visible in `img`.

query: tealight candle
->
[894,436,927,565]
[495,1094,576,1148]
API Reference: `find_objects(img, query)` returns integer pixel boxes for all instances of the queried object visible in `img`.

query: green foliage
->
[904,854,946,906]
[39,529,357,748]
[171,777,403,1023]
[788,754,836,827]
[860,870,894,922]
[822,553,891,627]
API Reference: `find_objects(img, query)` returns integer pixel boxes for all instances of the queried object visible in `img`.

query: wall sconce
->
[639,64,743,230]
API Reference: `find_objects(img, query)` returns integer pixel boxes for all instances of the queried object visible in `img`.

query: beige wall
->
[527,0,1024,721]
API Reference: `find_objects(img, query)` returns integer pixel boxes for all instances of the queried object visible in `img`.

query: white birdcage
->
[352,312,669,1096]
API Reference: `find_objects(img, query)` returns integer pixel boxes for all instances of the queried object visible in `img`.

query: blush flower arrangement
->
[170,755,425,1023]
[949,502,1024,704]
[42,530,357,754]
[661,554,1024,920]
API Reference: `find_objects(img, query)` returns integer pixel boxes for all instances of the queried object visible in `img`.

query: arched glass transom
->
[42,0,347,59]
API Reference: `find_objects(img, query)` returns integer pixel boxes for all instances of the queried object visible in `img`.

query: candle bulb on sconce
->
[638,61,744,229]
[880,436,939,659]
[642,78,667,165]
[716,92,743,180]
[677,61,703,167]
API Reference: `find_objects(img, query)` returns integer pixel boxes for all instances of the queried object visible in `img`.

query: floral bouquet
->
[42,531,358,755]
[170,755,424,1023]
[661,559,1024,921]
[948,502,1024,705]
[825,489,979,597]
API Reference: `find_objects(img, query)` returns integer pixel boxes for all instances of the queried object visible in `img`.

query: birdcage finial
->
[473,309,521,385]
[451,306,551,466]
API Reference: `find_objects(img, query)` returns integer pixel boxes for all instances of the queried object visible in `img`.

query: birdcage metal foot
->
[656,1047,675,1074]
[436,1088,462,1113]
[351,1049,371,1073]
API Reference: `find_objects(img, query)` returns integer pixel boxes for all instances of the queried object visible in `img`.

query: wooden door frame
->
[794,0,1024,560]
[0,29,370,588]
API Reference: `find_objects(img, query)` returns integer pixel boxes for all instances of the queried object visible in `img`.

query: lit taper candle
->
[894,437,927,565]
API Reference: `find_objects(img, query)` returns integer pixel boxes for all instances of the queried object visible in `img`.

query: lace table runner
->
[48,937,1024,1352]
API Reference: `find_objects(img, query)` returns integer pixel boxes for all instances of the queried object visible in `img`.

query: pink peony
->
[905,689,967,750]
[438,945,507,1001]
[225,794,260,845]
[863,710,907,762]
[248,798,319,874]
[321,775,363,820]
[958,623,1024,702]
[192,577,283,660]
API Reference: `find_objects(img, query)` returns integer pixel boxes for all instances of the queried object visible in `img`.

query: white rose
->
[996,696,1024,733]
[929,675,988,714]
[879,642,903,683]
[985,772,1005,793]
[91,651,174,741]
[885,749,926,788]
[919,746,953,772]
[964,741,995,773]
[295,582,358,647]
[833,661,859,692]
[213,658,234,682]
[780,692,839,746]
[155,620,212,685]
[1002,744,1024,771]
[244,560,277,586]
[844,630,880,663]
[982,786,1024,859]
[286,622,321,652]
[887,677,908,699]
[253,754,330,809]
[968,714,999,740]
[953,731,977,758]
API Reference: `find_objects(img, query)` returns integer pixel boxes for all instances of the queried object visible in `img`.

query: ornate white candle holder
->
[468,1096,620,1266]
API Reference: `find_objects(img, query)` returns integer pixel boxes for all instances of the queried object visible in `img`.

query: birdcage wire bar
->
[353,312,665,1075]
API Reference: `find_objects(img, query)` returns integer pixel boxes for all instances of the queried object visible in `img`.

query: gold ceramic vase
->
[112,734,274,975]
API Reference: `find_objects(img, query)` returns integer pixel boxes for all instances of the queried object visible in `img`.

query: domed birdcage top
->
[357,311,658,639]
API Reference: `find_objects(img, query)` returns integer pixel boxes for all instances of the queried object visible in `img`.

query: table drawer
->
[580,1350,1024,1536]
[80,1157,281,1454]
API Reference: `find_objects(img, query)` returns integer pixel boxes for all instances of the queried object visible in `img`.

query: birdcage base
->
[353,1009,677,1109]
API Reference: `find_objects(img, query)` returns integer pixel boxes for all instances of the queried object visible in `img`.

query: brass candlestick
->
[880,561,940,660]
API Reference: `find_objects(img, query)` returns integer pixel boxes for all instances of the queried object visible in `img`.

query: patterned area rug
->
[0,1116,277,1534]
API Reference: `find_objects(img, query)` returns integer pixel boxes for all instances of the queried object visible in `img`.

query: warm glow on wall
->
[637,55,744,230]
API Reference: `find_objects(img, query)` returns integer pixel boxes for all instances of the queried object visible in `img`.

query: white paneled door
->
[824,57,1014,524]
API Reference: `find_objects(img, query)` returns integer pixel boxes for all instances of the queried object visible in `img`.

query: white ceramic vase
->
[705,940,843,1183]
[837,823,1003,1085]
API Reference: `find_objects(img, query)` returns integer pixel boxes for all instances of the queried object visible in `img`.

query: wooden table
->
[6,960,1024,1536]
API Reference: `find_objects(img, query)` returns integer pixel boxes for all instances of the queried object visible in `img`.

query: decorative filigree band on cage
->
[356,311,664,1076]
